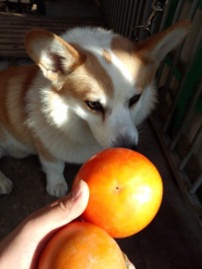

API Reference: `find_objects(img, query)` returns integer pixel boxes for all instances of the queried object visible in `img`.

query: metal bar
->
[107,0,113,27]
[157,0,188,83]
[189,174,202,194]
[115,0,123,33]
[114,0,122,32]
[113,0,120,31]
[142,0,152,26]
[150,116,202,224]
[120,0,129,35]
[179,125,202,171]
[129,0,152,40]
[125,0,135,37]
[116,0,126,34]
[159,0,172,31]
[162,1,199,103]
[162,44,186,111]
[187,0,200,20]
[101,0,110,25]
[111,0,118,29]
[136,0,147,25]
[108,0,114,26]
[163,26,202,132]
[128,0,140,39]
[108,0,113,12]
[170,81,202,150]
[172,0,184,23]
[106,0,112,23]
[150,0,169,34]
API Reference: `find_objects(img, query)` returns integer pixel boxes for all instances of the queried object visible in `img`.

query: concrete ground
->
[0,1,202,269]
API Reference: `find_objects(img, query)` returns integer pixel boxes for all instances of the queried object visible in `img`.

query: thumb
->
[28,180,89,234]
[50,179,90,226]
[2,180,89,269]
[123,253,136,269]
[128,261,136,269]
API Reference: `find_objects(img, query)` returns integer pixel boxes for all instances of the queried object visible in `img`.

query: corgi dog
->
[0,20,190,197]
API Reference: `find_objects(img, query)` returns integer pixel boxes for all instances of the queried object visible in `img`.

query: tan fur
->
[25,29,86,90]
[135,20,191,63]
[60,50,114,99]
[25,29,86,71]
[0,66,55,162]
[0,65,38,147]
[111,36,155,92]
[102,49,112,63]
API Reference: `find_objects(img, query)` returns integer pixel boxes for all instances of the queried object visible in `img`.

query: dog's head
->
[25,21,190,150]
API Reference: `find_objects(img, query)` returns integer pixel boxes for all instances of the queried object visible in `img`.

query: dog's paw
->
[46,181,68,197]
[0,171,13,194]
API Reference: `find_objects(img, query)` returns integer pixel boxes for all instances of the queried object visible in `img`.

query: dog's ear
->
[25,29,86,89]
[136,20,191,65]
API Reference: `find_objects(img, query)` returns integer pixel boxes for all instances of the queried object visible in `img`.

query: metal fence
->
[101,0,202,224]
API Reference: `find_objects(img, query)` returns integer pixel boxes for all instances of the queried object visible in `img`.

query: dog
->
[0,20,190,197]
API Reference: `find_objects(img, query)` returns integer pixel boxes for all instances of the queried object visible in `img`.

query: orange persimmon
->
[38,221,128,269]
[74,148,163,238]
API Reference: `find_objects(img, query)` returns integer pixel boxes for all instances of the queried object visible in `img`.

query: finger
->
[52,179,90,224]
[28,180,89,233]
[123,253,136,269]
[128,261,136,269]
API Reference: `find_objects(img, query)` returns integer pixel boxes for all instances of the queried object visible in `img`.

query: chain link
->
[132,0,168,42]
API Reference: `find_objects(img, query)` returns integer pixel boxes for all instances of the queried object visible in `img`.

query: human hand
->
[0,180,135,269]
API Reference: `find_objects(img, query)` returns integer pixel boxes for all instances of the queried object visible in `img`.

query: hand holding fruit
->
[0,148,162,269]
[0,179,135,269]
[0,180,89,269]
[39,148,163,268]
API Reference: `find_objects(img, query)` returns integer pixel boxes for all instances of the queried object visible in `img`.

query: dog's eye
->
[86,101,103,112]
[128,94,141,107]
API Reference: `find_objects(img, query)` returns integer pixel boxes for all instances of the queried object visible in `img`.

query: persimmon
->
[38,221,128,269]
[74,148,163,238]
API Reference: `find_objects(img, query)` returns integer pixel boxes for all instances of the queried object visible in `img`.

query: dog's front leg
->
[39,157,68,197]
